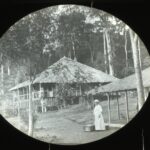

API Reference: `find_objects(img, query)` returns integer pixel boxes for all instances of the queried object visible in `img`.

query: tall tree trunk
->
[138,38,142,69]
[124,29,128,75]
[7,65,10,76]
[47,54,51,66]
[17,89,21,129]
[1,63,4,95]
[1,64,4,82]
[72,41,76,60]
[103,31,108,73]
[90,48,94,64]
[129,29,145,110]
[68,5,76,61]
[71,34,77,61]
[87,41,94,64]
[7,60,10,75]
[105,29,114,76]
[68,49,72,59]
[28,59,33,136]
[88,30,94,65]
[28,79,33,136]
[1,53,4,80]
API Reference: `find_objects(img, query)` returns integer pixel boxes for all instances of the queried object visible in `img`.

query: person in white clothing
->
[93,99,105,131]
[40,94,47,113]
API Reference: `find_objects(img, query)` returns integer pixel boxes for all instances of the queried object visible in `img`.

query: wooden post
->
[125,90,129,123]
[51,86,53,97]
[91,94,94,108]
[27,86,29,100]
[106,92,111,125]
[22,88,26,108]
[75,88,77,97]
[18,89,20,110]
[116,92,120,120]
[39,83,42,98]
[52,86,54,106]
[135,90,139,112]
[80,84,83,104]
[26,87,29,109]
[17,89,21,129]
[12,91,15,114]
[80,84,82,96]
[39,83,44,112]
[22,88,24,100]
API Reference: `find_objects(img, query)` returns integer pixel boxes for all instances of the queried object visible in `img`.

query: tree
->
[93,13,121,76]
[104,28,114,75]
[27,61,34,136]
[138,38,142,69]
[124,28,128,75]
[103,29,109,73]
[0,53,4,95]
[129,29,145,110]
[57,11,87,60]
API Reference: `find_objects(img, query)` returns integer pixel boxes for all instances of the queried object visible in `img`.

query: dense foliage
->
[0,5,150,97]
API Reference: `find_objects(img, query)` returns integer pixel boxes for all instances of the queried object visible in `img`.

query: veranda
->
[10,80,105,114]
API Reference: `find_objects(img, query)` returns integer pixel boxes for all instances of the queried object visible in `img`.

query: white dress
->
[93,104,105,130]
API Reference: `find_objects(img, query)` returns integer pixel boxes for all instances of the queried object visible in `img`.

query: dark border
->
[0,1,150,150]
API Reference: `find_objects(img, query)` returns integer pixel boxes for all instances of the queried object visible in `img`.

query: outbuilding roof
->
[88,67,150,94]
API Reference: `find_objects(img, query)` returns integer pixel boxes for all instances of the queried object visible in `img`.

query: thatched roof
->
[9,56,118,91]
[88,67,150,94]
[33,56,118,83]
[9,80,30,91]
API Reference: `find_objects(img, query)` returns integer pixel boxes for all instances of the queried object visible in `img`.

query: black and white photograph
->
[0,4,150,145]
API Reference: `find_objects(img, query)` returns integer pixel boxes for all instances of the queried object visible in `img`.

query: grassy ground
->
[33,104,119,145]
[6,93,139,145]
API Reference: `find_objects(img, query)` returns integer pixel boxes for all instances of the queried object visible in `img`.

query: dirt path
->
[6,104,120,145]
[34,113,118,145]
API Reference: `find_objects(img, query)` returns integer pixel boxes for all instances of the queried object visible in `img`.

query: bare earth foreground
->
[6,104,120,145]
[33,114,118,145]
